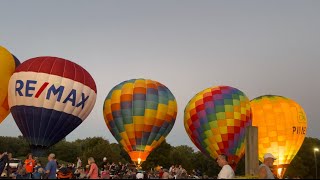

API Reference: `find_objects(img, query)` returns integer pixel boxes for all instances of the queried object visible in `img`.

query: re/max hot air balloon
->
[0,46,20,124]
[184,86,251,169]
[103,79,177,165]
[251,95,307,178]
[8,57,97,156]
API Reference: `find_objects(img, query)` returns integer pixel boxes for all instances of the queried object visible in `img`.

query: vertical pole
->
[245,126,259,177]
[315,151,318,179]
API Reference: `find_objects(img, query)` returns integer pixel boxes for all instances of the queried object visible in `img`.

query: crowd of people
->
[0,150,292,179]
[0,152,208,179]
[0,152,57,179]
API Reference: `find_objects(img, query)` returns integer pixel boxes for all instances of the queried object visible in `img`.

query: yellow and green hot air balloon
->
[251,95,307,178]
[0,46,20,124]
[103,79,177,165]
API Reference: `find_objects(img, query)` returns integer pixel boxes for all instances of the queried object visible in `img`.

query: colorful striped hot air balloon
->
[0,46,20,124]
[184,86,251,169]
[251,95,307,178]
[8,56,97,156]
[103,79,177,165]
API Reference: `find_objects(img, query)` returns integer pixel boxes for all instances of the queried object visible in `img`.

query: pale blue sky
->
[0,0,319,148]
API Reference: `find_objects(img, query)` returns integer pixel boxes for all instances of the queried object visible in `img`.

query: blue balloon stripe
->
[10,105,82,148]
[11,105,30,143]
[47,110,79,145]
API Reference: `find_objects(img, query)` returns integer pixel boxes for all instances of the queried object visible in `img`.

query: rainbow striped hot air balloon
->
[103,79,177,165]
[184,86,251,169]
[0,46,20,124]
[251,95,307,178]
[8,57,97,156]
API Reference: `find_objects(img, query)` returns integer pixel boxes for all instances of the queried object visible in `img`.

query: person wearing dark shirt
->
[109,162,116,175]
[0,152,8,176]
[101,157,108,171]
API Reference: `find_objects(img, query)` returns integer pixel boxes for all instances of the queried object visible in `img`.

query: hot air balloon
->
[251,95,307,178]
[103,79,177,165]
[184,86,251,169]
[0,46,20,124]
[8,56,97,156]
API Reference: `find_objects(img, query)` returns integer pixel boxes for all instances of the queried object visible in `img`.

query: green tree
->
[285,137,320,178]
[0,136,29,157]
[76,137,125,167]
[142,140,172,170]
[50,140,80,163]
[191,151,220,177]
[169,145,194,172]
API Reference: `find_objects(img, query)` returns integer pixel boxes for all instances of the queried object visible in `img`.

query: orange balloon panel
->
[129,151,150,163]
[251,95,307,176]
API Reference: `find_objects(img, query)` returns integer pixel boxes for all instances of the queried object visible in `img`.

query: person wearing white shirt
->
[136,171,144,179]
[169,165,174,173]
[76,157,82,168]
[217,154,235,179]
[258,153,276,179]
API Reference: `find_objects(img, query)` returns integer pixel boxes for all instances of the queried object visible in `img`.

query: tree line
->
[0,136,319,178]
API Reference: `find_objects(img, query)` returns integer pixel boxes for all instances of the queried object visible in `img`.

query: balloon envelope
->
[103,79,177,164]
[8,56,97,155]
[184,86,251,169]
[0,46,20,124]
[251,95,307,178]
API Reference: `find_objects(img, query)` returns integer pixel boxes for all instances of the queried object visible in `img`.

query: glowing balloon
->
[103,79,177,164]
[0,46,20,124]
[184,86,251,169]
[251,95,307,178]
[8,56,97,155]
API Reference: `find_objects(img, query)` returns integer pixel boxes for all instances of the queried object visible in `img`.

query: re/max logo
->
[15,80,90,109]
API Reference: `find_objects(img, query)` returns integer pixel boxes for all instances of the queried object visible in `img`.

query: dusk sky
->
[1,0,319,149]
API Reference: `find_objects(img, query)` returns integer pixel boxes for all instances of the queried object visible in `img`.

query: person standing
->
[169,165,175,174]
[24,153,36,178]
[216,154,235,179]
[0,152,8,176]
[258,153,276,179]
[136,170,144,179]
[33,167,45,179]
[159,168,164,179]
[101,157,108,171]
[162,169,170,179]
[6,153,14,176]
[87,157,99,179]
[45,153,57,179]
[76,157,82,168]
